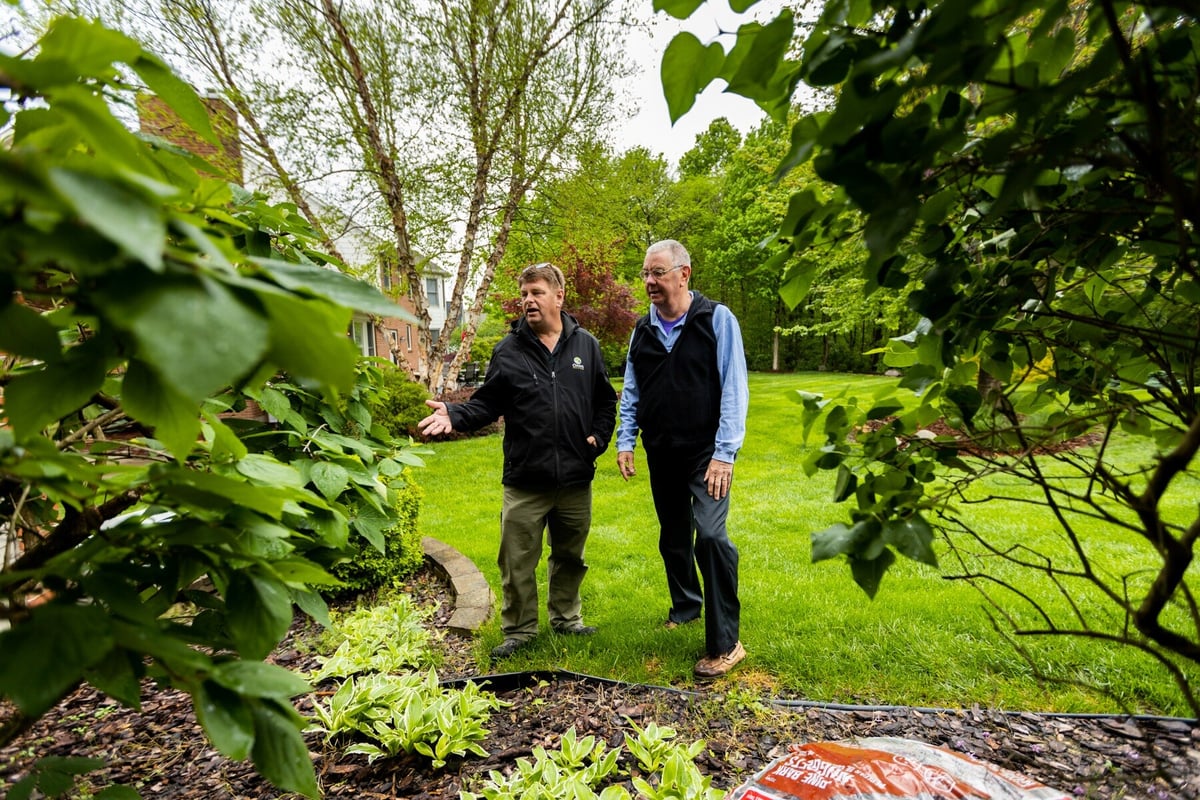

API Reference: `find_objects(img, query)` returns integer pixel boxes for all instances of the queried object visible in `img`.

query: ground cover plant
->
[417,372,1195,716]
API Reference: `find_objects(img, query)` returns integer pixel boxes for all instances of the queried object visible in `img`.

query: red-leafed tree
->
[501,242,637,369]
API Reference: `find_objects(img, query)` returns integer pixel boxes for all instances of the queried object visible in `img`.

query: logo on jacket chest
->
[572,356,585,371]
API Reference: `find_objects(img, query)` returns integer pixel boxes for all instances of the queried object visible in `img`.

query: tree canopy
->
[35,0,636,391]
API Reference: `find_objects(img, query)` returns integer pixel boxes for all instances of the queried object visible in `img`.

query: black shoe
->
[491,637,529,658]
[554,623,597,635]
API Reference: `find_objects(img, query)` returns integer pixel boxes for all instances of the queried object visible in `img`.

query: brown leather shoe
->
[693,641,745,678]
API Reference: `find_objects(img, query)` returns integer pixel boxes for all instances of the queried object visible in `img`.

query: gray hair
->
[518,262,565,291]
[646,239,690,268]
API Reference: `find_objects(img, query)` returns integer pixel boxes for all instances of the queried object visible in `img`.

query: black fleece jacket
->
[446,312,617,490]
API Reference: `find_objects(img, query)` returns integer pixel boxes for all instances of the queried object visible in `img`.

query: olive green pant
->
[498,485,592,640]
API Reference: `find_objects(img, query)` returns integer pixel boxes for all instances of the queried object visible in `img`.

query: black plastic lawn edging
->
[439,668,1198,725]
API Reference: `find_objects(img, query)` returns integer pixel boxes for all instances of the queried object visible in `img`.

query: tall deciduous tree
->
[43,0,634,391]
[663,0,1200,713]
[504,141,677,282]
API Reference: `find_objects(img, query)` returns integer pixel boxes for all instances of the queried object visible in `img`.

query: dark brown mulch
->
[2,568,1196,799]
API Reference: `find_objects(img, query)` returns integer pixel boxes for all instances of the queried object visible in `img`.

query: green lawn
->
[412,372,1196,715]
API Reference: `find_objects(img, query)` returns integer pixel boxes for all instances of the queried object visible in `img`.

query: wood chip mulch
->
[2,568,1197,799]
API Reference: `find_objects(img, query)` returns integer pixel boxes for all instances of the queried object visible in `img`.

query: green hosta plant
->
[631,750,723,800]
[309,669,504,768]
[622,719,697,775]
[460,726,624,800]
[460,723,721,800]
[311,593,434,682]
[535,726,621,787]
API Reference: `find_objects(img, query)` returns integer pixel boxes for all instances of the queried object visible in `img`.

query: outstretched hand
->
[417,399,455,437]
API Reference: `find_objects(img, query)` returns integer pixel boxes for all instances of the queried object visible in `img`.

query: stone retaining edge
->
[421,536,494,636]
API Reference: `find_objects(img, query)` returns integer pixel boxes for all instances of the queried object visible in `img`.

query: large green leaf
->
[661,33,726,123]
[883,516,939,566]
[211,660,310,698]
[236,453,307,489]
[112,276,269,403]
[850,550,896,599]
[82,648,144,710]
[0,301,62,362]
[255,258,414,320]
[226,573,294,660]
[201,410,250,463]
[0,604,113,716]
[721,13,795,103]
[351,501,390,554]
[810,520,875,562]
[194,680,256,761]
[121,360,201,460]
[310,461,350,499]
[162,470,284,517]
[48,166,164,271]
[38,16,141,78]
[259,292,357,395]
[132,55,216,145]
[3,343,108,437]
[653,0,706,19]
[250,701,319,799]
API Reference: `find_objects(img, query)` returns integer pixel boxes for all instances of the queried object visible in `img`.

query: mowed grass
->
[412,372,1198,715]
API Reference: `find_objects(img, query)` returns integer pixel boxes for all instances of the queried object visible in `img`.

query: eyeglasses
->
[640,265,684,280]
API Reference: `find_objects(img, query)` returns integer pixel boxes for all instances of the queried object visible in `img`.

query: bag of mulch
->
[724,737,1069,800]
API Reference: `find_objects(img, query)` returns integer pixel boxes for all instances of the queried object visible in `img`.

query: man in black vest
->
[616,240,749,679]
[419,263,617,659]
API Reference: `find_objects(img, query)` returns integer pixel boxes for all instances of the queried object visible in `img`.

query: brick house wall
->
[137,94,243,184]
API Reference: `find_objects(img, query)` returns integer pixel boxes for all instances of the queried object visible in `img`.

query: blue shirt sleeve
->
[616,330,641,452]
[712,304,749,463]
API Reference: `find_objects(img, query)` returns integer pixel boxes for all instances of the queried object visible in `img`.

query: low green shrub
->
[366,366,432,439]
[328,470,424,596]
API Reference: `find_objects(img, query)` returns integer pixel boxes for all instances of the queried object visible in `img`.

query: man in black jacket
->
[418,263,617,659]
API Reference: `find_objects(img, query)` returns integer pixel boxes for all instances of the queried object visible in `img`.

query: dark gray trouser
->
[645,445,740,656]
[498,485,592,640]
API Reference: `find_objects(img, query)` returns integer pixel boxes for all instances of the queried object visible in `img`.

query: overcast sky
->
[612,1,787,166]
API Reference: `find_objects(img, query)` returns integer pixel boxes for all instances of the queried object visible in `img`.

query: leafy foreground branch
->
[1,16,423,797]
[664,0,1200,713]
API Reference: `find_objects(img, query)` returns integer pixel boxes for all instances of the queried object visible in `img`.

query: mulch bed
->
[2,568,1196,799]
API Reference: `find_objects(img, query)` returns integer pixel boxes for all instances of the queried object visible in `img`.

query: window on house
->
[426,277,440,307]
[405,324,413,351]
[380,264,392,291]
[350,319,376,357]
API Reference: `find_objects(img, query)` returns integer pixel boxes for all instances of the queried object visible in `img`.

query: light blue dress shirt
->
[617,292,749,463]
